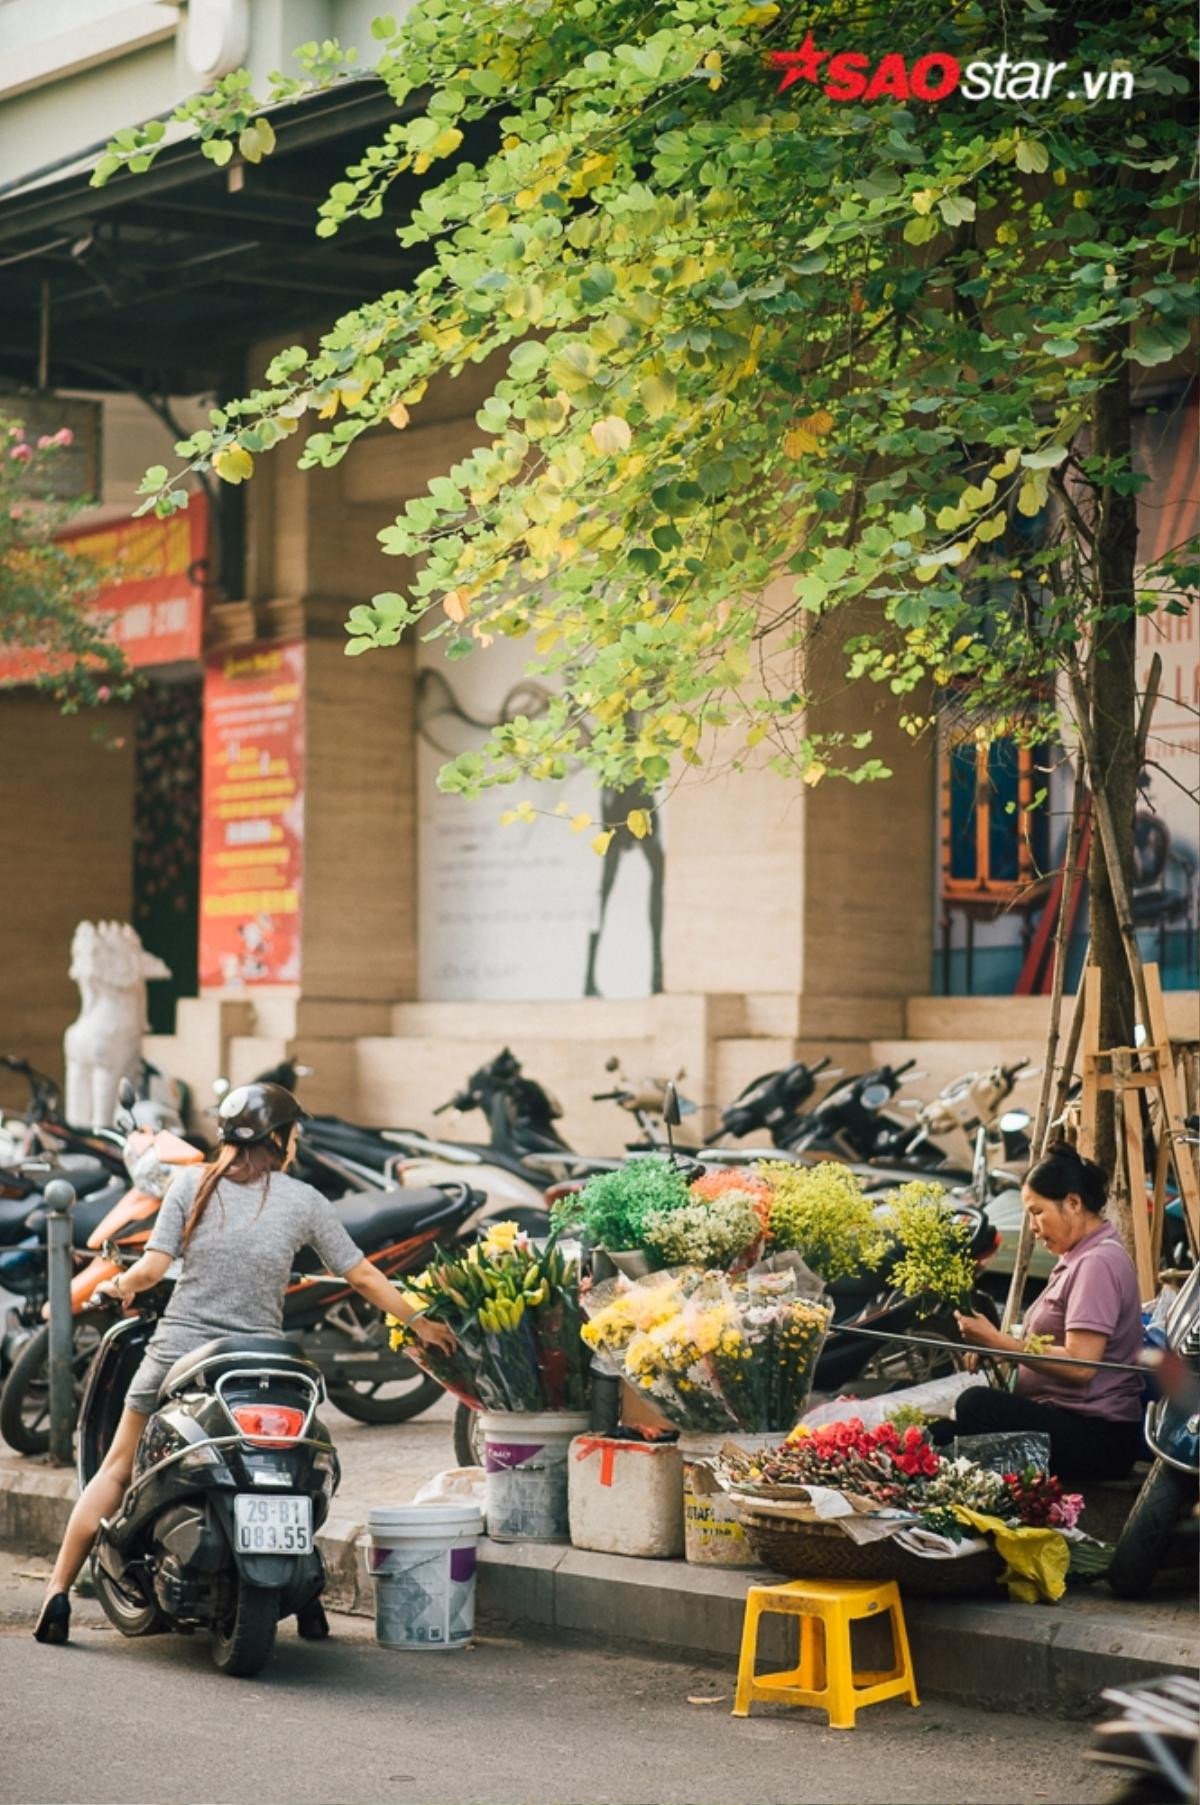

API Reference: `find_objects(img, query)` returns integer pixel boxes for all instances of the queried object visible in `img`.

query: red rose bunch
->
[756,1416,942,1502]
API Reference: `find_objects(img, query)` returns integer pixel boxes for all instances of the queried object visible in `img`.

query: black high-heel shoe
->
[295,1598,330,1641]
[33,1592,71,1645]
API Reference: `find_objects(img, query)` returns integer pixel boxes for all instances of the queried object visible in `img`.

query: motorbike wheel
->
[210,1580,280,1678]
[1107,1458,1193,1600]
[91,1558,167,1638]
[453,1402,485,1470]
[0,1317,103,1455]
[327,1367,444,1425]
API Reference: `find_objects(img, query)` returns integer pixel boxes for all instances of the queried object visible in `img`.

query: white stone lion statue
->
[64,921,171,1127]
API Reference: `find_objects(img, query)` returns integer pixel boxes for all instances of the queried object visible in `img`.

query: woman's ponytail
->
[181,1134,286,1249]
[1026,1139,1108,1215]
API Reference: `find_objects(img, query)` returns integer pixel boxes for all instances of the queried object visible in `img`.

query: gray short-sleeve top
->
[145,1166,363,1343]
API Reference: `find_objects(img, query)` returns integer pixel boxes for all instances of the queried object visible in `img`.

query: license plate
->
[234,1494,313,1555]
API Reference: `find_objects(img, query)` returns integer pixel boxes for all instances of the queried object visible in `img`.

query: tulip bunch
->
[389,1223,589,1412]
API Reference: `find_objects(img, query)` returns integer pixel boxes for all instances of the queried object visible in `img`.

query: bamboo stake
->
[1001,767,1086,1332]
[1066,656,1151,1028]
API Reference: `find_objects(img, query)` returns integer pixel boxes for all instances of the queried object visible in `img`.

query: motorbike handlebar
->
[591,1089,628,1102]
[892,1059,918,1079]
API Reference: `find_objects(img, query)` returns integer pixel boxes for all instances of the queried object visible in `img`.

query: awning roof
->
[0,78,446,396]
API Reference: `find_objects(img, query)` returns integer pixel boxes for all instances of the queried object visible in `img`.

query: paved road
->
[0,1552,1110,1805]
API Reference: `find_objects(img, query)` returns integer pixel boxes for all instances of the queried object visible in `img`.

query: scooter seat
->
[160,1333,315,1400]
[335,1185,475,1248]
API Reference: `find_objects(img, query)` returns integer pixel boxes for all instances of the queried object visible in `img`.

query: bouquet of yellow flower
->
[388,1221,589,1412]
[582,1262,833,1433]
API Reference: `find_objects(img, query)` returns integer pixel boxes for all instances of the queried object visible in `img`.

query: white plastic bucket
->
[677,1430,777,1568]
[367,1502,484,1650]
[480,1410,591,1542]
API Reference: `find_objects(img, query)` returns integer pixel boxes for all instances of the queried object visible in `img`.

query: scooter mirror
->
[605,1055,620,1073]
[662,1083,683,1129]
[117,1077,137,1110]
[999,1109,1032,1134]
[212,1078,230,1099]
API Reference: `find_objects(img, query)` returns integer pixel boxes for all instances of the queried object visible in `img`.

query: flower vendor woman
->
[935,1142,1146,1481]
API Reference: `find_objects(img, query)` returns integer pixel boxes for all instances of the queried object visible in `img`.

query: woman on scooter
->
[936,1141,1146,1481]
[34,1081,455,1645]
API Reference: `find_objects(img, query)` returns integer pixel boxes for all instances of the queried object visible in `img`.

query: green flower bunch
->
[550,1157,690,1253]
[759,1161,888,1283]
[881,1181,977,1314]
[643,1189,763,1268]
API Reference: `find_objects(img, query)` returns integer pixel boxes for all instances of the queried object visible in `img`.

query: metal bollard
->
[44,1179,76,1467]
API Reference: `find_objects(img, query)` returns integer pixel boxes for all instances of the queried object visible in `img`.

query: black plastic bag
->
[952,1430,1053,1474]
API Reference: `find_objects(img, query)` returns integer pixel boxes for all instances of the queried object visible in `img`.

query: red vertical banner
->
[200,641,305,988]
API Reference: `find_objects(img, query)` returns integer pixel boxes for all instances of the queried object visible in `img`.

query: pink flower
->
[53,428,74,447]
[1049,1493,1084,1530]
[36,435,53,450]
[7,427,23,441]
[97,686,111,703]
[10,442,33,463]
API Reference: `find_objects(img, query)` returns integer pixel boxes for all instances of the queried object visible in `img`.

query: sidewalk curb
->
[4,1461,1194,1714]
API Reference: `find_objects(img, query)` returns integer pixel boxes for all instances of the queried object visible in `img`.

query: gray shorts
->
[124,1351,177,1416]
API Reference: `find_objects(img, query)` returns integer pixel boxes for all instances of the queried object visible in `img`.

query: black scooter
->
[79,1297,337,1677]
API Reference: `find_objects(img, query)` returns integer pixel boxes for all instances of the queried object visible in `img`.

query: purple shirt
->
[1016,1220,1143,1420]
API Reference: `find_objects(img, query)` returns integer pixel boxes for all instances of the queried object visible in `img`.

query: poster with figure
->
[416,636,663,1000]
[199,641,305,989]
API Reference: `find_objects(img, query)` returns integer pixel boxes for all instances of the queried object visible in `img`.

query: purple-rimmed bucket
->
[366,1503,484,1650]
[480,1410,592,1542]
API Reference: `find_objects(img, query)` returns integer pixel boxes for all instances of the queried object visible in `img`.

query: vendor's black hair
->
[1026,1140,1108,1215]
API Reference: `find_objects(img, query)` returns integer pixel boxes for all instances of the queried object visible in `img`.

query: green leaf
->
[201,137,234,168]
[1129,316,1191,367]
[1014,139,1050,174]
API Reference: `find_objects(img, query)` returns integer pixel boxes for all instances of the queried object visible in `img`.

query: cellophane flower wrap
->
[388,1222,589,1413]
[581,1256,833,1433]
[718,1415,1086,1543]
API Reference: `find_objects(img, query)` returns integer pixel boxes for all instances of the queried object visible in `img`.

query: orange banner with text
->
[199,641,304,989]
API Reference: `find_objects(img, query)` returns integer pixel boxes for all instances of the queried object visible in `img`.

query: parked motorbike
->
[0,1117,206,1454]
[1107,1257,1199,1599]
[78,1289,337,1677]
[0,1081,492,1447]
[1087,1674,1200,1804]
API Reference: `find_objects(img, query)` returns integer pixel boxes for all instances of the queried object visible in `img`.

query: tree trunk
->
[1085,349,1139,1175]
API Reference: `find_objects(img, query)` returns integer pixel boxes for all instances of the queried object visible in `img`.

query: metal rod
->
[37,278,50,389]
[44,1178,75,1466]
[823,1317,1156,1376]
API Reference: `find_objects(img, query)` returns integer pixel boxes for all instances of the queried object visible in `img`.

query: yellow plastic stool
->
[732,1577,919,1730]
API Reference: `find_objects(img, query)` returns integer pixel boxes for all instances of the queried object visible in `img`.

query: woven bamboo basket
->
[738,1507,1002,1595]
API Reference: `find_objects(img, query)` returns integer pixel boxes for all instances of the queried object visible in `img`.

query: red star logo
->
[768,34,829,93]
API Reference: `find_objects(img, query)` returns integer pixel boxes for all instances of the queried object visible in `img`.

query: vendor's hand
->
[409,1314,457,1356]
[954,1310,1005,1351]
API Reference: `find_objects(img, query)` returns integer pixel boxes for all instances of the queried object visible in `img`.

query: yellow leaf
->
[799,409,834,437]
[703,51,722,72]
[803,761,826,787]
[746,723,767,747]
[626,808,651,840]
[499,811,518,826]
[388,402,411,430]
[591,830,615,857]
[212,446,253,484]
[317,394,340,420]
[516,800,536,823]
[784,427,819,459]
[975,512,1007,542]
[443,589,469,623]
[591,414,632,455]
[554,801,570,816]
[639,374,675,421]
[570,813,592,834]
[433,127,464,159]
[535,625,559,653]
